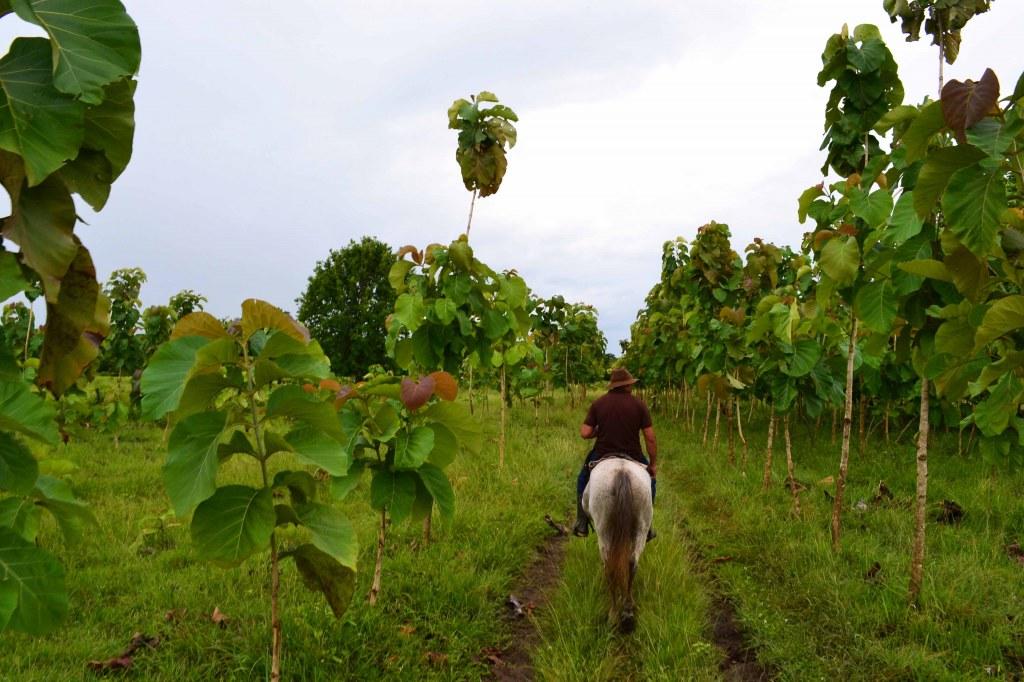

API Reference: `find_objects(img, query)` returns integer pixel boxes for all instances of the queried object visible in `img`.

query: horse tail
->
[604,468,637,609]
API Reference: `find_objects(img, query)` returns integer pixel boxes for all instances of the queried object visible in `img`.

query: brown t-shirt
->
[583,389,653,458]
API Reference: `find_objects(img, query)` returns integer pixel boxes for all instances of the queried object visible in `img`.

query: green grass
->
[654,408,1024,681]
[4,393,1024,680]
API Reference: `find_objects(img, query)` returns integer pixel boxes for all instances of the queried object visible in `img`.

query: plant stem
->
[369,510,386,605]
[736,396,748,466]
[465,188,479,235]
[831,317,858,552]
[763,411,775,489]
[909,379,930,605]
[784,414,801,518]
[23,303,33,363]
[499,364,507,468]
[702,392,712,447]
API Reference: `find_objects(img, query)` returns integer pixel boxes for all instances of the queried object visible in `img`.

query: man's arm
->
[580,423,597,439]
[643,426,658,477]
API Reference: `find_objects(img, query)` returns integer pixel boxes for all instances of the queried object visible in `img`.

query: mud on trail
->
[485,516,570,681]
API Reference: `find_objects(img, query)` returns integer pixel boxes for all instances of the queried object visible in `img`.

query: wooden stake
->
[736,395,748,466]
[499,364,507,468]
[702,392,712,447]
[369,510,386,605]
[712,399,722,453]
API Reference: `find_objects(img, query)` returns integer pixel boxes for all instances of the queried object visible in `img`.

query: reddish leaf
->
[424,651,449,667]
[941,68,1000,143]
[428,371,458,401]
[319,379,341,392]
[333,385,358,410]
[86,633,159,673]
[401,376,436,411]
[396,245,423,264]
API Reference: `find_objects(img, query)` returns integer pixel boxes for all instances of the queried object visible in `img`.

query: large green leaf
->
[140,336,212,420]
[10,0,140,105]
[941,164,1007,257]
[33,475,94,544]
[369,469,417,523]
[819,236,860,287]
[266,385,344,441]
[392,293,426,332]
[0,250,29,301]
[426,423,458,469]
[897,259,952,281]
[285,427,349,476]
[163,411,227,517]
[0,432,37,495]
[0,38,84,186]
[850,188,893,229]
[0,526,66,634]
[416,463,455,520]
[913,145,986,218]
[783,339,821,378]
[296,502,357,570]
[0,151,77,283]
[329,460,364,501]
[974,295,1024,350]
[287,543,355,619]
[0,381,57,444]
[190,485,274,566]
[934,317,974,357]
[854,280,898,334]
[423,401,482,455]
[393,426,434,470]
[885,191,924,243]
[900,100,944,164]
[974,373,1023,437]
[0,496,41,543]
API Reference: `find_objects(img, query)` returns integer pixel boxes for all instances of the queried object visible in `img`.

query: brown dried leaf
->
[211,607,229,628]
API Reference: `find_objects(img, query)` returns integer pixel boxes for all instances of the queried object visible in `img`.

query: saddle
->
[587,452,646,470]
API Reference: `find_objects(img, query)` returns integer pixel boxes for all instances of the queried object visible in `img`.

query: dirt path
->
[675,494,774,680]
[485,516,570,680]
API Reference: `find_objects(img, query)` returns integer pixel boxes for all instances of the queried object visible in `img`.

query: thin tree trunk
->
[858,388,866,454]
[909,379,930,605]
[499,365,507,468]
[885,407,890,444]
[831,318,858,552]
[736,396,748,466]
[712,399,722,453]
[465,188,478,235]
[748,396,756,423]
[369,510,386,605]
[468,363,474,415]
[784,414,801,517]
[831,408,837,445]
[23,304,34,362]
[423,515,431,544]
[762,412,776,489]
[726,398,735,464]
[702,392,712,447]
[269,534,282,681]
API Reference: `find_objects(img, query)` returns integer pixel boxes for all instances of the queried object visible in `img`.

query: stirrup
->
[573,518,589,538]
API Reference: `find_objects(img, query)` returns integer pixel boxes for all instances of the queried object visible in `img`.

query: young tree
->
[296,237,396,378]
[100,267,147,376]
[168,289,206,318]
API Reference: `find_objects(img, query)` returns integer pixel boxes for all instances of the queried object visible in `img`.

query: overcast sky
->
[4,1,1022,350]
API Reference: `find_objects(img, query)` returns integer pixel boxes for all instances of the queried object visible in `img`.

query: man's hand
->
[647,463,657,478]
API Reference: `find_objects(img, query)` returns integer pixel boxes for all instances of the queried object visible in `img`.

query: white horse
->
[582,457,653,633]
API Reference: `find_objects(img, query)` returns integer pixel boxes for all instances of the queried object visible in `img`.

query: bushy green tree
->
[168,289,206,318]
[99,267,146,375]
[296,237,395,378]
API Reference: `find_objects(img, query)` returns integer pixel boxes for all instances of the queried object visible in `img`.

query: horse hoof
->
[618,611,636,634]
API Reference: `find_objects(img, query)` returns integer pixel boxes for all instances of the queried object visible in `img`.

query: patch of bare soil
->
[677,523,773,681]
[483,516,569,681]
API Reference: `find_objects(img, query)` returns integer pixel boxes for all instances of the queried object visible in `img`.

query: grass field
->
[4,391,1023,680]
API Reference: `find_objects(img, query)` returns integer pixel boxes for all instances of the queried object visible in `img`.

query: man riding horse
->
[574,367,658,539]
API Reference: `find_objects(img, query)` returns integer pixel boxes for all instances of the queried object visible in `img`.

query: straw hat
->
[607,368,638,390]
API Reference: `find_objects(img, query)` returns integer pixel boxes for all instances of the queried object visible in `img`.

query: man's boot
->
[573,495,589,537]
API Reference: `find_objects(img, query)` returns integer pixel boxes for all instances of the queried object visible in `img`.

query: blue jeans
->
[576,450,656,503]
